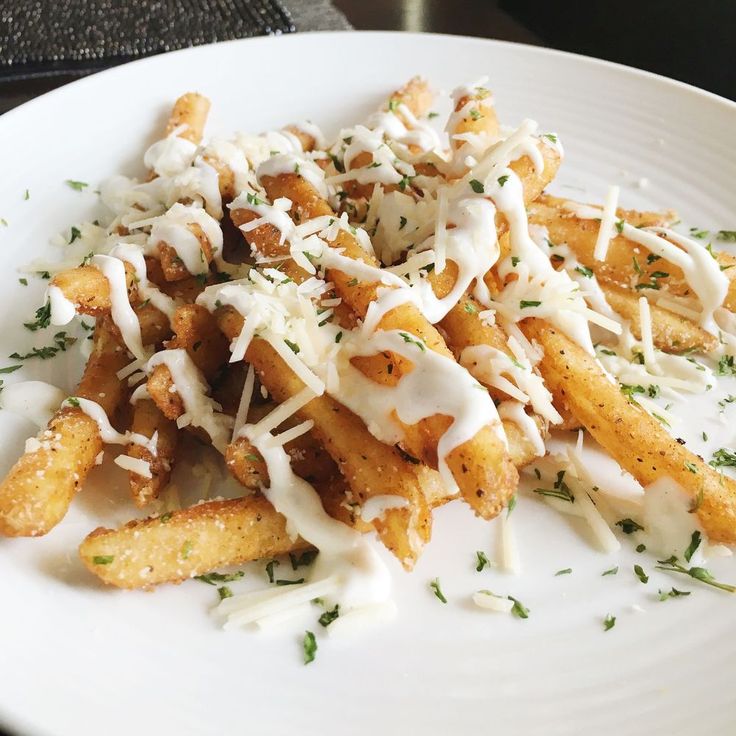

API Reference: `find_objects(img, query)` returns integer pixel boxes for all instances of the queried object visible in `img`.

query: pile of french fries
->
[1,77,735,601]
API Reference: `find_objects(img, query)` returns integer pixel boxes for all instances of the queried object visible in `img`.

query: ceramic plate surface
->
[1,31,735,736]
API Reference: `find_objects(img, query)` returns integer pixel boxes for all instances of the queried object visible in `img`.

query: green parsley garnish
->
[717,230,736,242]
[276,578,305,586]
[469,179,485,194]
[0,365,21,375]
[684,530,702,563]
[24,301,51,331]
[464,302,478,314]
[430,577,447,603]
[710,447,736,468]
[181,540,193,559]
[218,586,233,600]
[399,216,407,230]
[555,568,572,576]
[533,470,573,502]
[716,355,736,376]
[23,189,30,200]
[427,111,439,119]
[511,256,520,267]
[318,604,340,627]
[689,227,708,239]
[636,543,647,553]
[508,596,529,618]
[265,559,279,583]
[519,300,541,309]
[603,614,616,631]
[616,518,644,534]
[65,179,88,191]
[19,278,28,286]
[507,493,517,517]
[284,339,300,354]
[615,219,625,234]
[10,331,76,361]
[92,555,114,565]
[602,566,619,577]
[469,108,482,121]
[497,175,509,187]
[684,461,698,474]
[633,564,649,584]
[655,555,736,593]
[303,631,317,664]
[399,332,426,351]
[658,587,691,601]
[475,551,490,572]
[574,265,593,278]
[195,571,245,585]
[542,133,558,143]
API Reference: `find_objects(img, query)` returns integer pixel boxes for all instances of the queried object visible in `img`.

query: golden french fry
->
[0,318,129,536]
[523,318,736,544]
[166,303,230,382]
[388,76,433,118]
[127,398,178,507]
[79,495,310,588]
[147,364,185,420]
[164,92,210,143]
[600,282,718,354]
[260,172,517,520]
[157,224,214,282]
[50,264,135,317]
[216,306,435,566]
[449,84,499,150]
[528,195,736,310]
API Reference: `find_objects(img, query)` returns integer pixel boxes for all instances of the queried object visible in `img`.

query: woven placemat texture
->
[0,0,349,81]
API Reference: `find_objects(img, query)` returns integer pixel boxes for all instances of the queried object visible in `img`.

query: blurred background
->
[1,0,734,115]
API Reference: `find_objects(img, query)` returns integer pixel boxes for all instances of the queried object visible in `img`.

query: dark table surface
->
[1,1,734,734]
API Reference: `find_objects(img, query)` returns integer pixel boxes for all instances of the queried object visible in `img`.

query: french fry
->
[449,84,499,152]
[50,264,135,317]
[0,317,129,536]
[164,92,210,143]
[260,172,517,520]
[147,364,185,420]
[226,404,336,490]
[523,318,736,544]
[528,195,736,311]
[387,76,433,119]
[127,398,178,507]
[600,282,718,353]
[157,224,214,282]
[216,306,435,566]
[79,495,309,588]
[166,303,230,382]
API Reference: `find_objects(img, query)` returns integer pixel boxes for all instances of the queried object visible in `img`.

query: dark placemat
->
[0,0,295,82]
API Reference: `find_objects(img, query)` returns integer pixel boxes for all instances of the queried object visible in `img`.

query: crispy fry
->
[226,405,336,490]
[387,76,433,119]
[165,92,210,143]
[216,306,435,566]
[523,318,736,544]
[79,495,309,588]
[166,303,230,382]
[157,224,214,282]
[0,318,129,536]
[600,282,718,353]
[127,399,178,507]
[260,172,517,519]
[147,364,185,420]
[449,86,499,151]
[50,264,135,317]
[528,196,736,310]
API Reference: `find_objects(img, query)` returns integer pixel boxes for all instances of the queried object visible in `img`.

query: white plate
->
[1,32,735,736]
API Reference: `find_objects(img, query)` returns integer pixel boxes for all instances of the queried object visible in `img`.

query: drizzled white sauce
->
[145,349,233,453]
[144,132,198,177]
[134,202,223,276]
[110,243,177,321]
[47,284,77,326]
[257,153,329,199]
[0,381,66,427]
[360,494,410,523]
[91,254,148,360]
[248,433,392,612]
[497,400,545,457]
[63,397,148,446]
